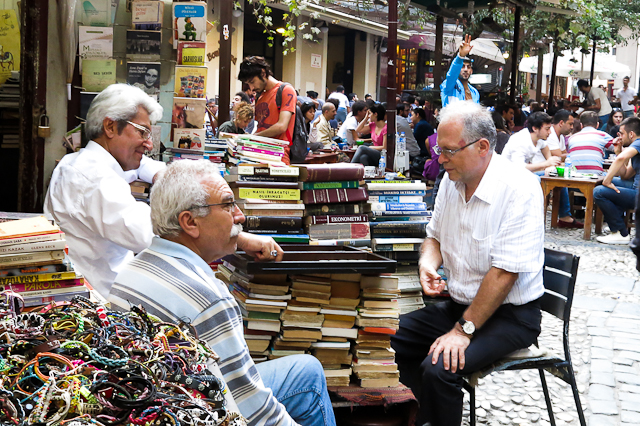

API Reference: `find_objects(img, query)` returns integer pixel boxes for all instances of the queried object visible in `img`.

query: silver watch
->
[458,317,475,336]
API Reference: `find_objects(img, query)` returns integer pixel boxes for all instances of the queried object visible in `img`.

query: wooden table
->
[320,148,357,160]
[304,152,339,164]
[540,175,603,240]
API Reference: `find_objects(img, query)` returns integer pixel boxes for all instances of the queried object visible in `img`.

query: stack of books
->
[223,134,289,167]
[216,262,290,363]
[298,164,370,246]
[225,165,308,244]
[164,147,225,164]
[352,330,400,388]
[130,180,151,202]
[0,216,88,307]
[0,71,20,108]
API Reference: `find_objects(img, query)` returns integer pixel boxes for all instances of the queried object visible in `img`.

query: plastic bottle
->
[398,132,406,153]
[564,154,572,178]
[378,149,387,175]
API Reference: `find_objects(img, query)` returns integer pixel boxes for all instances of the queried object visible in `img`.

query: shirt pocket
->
[468,233,493,274]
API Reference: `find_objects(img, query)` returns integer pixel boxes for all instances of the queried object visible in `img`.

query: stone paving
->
[460,222,640,426]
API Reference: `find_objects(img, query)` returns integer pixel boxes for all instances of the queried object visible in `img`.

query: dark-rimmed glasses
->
[434,138,482,157]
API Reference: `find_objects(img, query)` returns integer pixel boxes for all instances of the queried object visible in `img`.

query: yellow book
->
[0,217,60,240]
[174,65,208,98]
[236,188,301,201]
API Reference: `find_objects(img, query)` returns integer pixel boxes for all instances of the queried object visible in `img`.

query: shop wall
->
[326,34,346,95]
[281,19,327,97]
[352,32,377,99]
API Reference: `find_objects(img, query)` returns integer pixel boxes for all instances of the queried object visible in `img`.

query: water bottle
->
[398,132,406,153]
[378,149,387,175]
[564,154,572,178]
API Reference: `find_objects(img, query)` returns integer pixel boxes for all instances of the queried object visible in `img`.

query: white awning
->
[407,34,505,64]
[519,49,631,79]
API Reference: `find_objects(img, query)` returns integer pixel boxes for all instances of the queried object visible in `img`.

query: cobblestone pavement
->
[460,222,640,426]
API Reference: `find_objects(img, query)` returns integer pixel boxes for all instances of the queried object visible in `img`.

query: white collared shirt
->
[532,126,565,164]
[502,128,548,166]
[44,141,166,296]
[427,153,545,305]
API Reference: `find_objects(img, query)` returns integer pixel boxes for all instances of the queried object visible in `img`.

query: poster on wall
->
[172,2,207,49]
[127,62,161,101]
[0,9,20,76]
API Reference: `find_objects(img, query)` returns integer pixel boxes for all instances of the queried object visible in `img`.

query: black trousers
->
[390,299,542,426]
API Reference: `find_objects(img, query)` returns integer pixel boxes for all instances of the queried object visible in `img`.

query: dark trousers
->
[390,299,542,426]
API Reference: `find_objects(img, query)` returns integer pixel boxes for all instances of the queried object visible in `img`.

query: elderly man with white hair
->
[45,83,280,297]
[390,101,546,426]
[108,160,336,426]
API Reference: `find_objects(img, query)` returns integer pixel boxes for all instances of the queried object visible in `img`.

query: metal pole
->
[509,5,521,104]
[434,15,444,91]
[549,50,559,104]
[590,38,596,85]
[218,0,232,124]
[386,0,397,171]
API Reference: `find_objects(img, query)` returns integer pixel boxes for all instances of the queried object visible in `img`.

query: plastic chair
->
[463,248,586,426]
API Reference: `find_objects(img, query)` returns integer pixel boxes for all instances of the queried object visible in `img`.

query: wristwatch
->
[458,317,476,336]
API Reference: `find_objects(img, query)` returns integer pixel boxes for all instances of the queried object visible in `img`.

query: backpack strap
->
[275,83,290,110]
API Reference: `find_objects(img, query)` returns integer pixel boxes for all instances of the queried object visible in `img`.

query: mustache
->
[230,223,243,238]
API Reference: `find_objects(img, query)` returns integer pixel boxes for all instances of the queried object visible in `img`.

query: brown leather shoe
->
[558,219,584,229]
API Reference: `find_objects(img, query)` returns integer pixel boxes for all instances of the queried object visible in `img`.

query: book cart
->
[222,245,419,426]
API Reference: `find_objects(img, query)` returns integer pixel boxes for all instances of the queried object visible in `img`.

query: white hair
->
[438,101,497,150]
[85,84,163,141]
[150,160,223,238]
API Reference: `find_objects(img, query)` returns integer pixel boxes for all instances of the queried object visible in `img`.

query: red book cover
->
[298,163,365,182]
[302,188,368,204]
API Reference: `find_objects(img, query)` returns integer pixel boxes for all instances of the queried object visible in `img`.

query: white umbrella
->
[408,34,505,64]
[519,49,630,79]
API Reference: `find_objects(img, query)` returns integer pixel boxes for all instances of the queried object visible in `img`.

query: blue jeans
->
[559,188,571,218]
[336,108,347,124]
[624,110,635,119]
[256,354,336,426]
[593,177,637,236]
[599,114,610,131]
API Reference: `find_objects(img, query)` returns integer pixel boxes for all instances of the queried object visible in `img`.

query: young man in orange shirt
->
[238,56,296,164]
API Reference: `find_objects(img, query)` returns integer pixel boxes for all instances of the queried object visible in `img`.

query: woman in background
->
[351,103,387,167]
[217,102,254,136]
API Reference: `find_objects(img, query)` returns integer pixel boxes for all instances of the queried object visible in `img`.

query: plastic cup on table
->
[556,166,565,177]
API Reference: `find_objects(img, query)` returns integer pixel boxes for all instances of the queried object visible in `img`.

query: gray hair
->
[438,101,497,150]
[150,160,223,238]
[85,84,163,141]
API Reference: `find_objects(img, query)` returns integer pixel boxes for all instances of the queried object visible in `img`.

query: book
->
[78,26,114,73]
[308,239,371,247]
[23,288,91,308]
[0,231,65,248]
[301,181,360,190]
[232,181,299,190]
[127,62,161,100]
[368,190,427,196]
[234,188,300,201]
[1,278,85,293]
[174,66,207,98]
[174,128,205,150]
[0,251,66,269]
[238,141,286,154]
[126,30,162,60]
[369,221,429,238]
[368,195,424,203]
[80,0,110,27]
[131,0,164,30]
[177,41,206,66]
[367,203,427,212]
[245,216,303,232]
[298,164,365,182]
[225,175,299,184]
[269,234,310,244]
[322,327,358,339]
[366,181,427,191]
[307,223,370,240]
[172,2,207,48]
[304,203,365,216]
[302,188,368,205]
[0,270,79,286]
[304,215,368,225]
[228,165,300,177]
[369,210,429,217]
[0,239,66,255]
[81,59,116,92]
[241,203,305,210]
[172,97,207,131]
[0,217,60,240]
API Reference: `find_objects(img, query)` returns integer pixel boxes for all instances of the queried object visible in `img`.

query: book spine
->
[0,271,77,286]
[308,223,370,240]
[0,239,66,255]
[302,181,360,190]
[18,284,88,297]
[239,151,285,162]
[369,210,429,217]
[243,210,304,217]
[0,232,65,248]
[0,250,65,266]
[302,188,368,205]
[369,202,427,212]
[306,214,369,225]
[369,222,429,237]
[240,142,285,153]
[366,183,426,191]
[304,203,365,216]
[234,166,299,177]
[2,278,85,293]
[245,216,303,230]
[23,290,91,308]
[378,251,421,261]
[368,195,424,203]
[0,263,69,278]
[367,190,426,196]
[373,243,422,252]
[237,188,300,201]
[232,181,299,189]
[226,175,298,183]
[239,147,284,157]
[246,229,304,235]
[309,239,371,247]
[302,165,365,182]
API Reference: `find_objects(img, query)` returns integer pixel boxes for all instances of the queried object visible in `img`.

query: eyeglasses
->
[127,121,152,141]
[434,138,482,157]
[191,201,238,213]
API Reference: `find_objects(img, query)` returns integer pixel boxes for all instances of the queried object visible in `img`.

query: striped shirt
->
[108,237,296,426]
[567,126,614,175]
[427,153,545,305]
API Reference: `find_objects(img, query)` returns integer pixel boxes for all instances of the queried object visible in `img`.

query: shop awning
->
[408,34,505,64]
[519,50,631,79]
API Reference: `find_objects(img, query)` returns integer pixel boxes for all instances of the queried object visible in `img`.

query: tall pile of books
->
[298,164,370,246]
[353,274,400,388]
[225,164,308,245]
[216,262,289,363]
[0,215,88,308]
[222,134,289,167]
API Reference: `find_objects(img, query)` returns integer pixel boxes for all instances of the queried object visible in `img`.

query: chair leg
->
[539,369,556,426]
[469,385,476,426]
[565,366,587,426]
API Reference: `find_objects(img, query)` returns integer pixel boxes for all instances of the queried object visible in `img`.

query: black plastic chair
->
[463,248,586,426]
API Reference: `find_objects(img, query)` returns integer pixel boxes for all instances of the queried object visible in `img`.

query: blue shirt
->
[629,138,640,188]
[440,55,480,107]
[413,120,434,156]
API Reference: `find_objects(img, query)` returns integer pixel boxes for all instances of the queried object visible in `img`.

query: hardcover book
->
[172,2,207,48]
[302,188,368,205]
[126,30,162,60]
[127,62,161,100]
[245,216,303,230]
[173,128,205,150]
[229,165,300,177]
[304,214,369,225]
[304,203,365,216]
[301,181,360,190]
[177,41,206,66]
[298,163,365,182]
[174,66,208,98]
[307,223,371,240]
[82,59,116,92]
[78,26,113,73]
[369,221,429,238]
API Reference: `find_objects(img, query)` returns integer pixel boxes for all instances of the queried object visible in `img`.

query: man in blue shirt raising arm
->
[440,34,480,108]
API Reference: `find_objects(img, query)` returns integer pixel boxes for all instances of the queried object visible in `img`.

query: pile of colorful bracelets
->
[0,291,246,426]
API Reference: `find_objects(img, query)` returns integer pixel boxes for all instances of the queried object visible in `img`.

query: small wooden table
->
[540,175,603,240]
[321,148,357,160]
[304,152,339,164]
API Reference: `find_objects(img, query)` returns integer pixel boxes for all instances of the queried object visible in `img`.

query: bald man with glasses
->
[391,101,546,426]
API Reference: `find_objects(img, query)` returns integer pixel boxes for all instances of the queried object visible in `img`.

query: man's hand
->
[545,156,561,168]
[429,326,471,373]
[612,137,623,155]
[237,233,284,261]
[459,34,473,58]
[419,263,446,297]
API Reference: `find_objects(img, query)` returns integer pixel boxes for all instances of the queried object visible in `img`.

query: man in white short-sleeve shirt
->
[337,101,368,146]
[578,79,613,131]
[616,76,637,119]
[502,111,561,172]
[391,101,545,426]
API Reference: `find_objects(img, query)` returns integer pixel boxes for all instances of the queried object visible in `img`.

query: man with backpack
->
[238,56,305,164]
